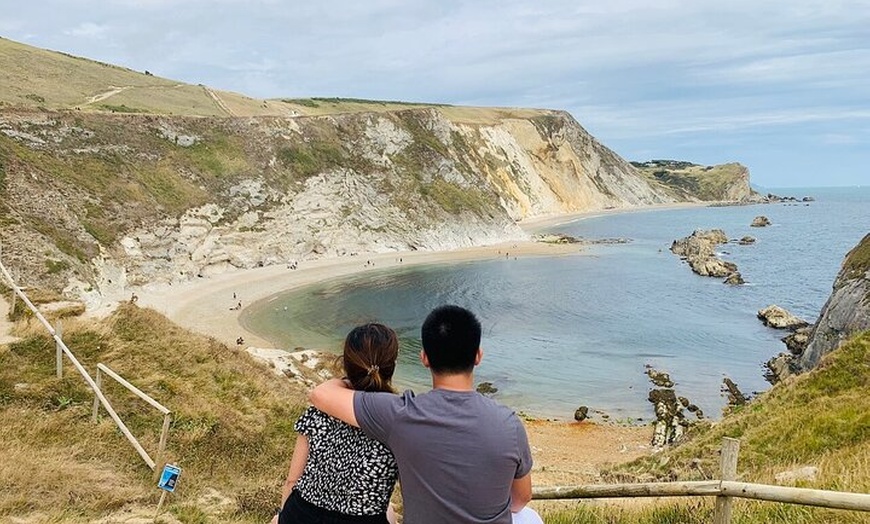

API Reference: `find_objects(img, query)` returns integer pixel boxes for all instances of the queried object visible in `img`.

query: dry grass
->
[0,37,279,118]
[594,331,870,523]
[0,303,307,522]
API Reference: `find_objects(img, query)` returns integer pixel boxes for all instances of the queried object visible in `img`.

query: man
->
[310,305,537,524]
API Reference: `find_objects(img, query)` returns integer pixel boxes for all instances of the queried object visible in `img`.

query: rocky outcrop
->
[723,272,745,286]
[764,234,870,382]
[799,233,870,370]
[645,367,702,447]
[738,236,756,245]
[670,229,728,258]
[751,216,771,227]
[721,378,748,408]
[670,229,741,281]
[757,305,809,330]
[782,326,812,355]
[689,257,738,278]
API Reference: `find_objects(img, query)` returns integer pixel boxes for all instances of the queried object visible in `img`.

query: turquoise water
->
[241,187,870,421]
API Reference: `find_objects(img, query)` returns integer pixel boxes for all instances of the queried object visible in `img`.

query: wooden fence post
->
[714,437,740,524]
[92,366,103,423]
[10,268,17,315]
[154,413,172,481]
[55,321,63,378]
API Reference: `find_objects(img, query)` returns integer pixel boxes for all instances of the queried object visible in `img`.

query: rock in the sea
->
[721,378,748,407]
[751,215,771,227]
[723,272,745,285]
[574,405,589,422]
[671,229,740,278]
[738,235,756,245]
[645,368,675,388]
[688,256,738,277]
[476,381,498,395]
[757,305,809,330]
[801,196,815,202]
[670,229,728,258]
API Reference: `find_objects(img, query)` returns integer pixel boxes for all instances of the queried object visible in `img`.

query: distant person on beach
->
[274,323,400,524]
[311,305,540,524]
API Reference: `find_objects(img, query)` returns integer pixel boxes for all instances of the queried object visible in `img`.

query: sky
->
[3,0,869,188]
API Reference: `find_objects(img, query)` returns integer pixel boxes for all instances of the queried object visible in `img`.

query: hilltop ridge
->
[0,37,761,306]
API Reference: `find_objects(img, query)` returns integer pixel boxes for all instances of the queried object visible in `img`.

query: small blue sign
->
[157,463,181,493]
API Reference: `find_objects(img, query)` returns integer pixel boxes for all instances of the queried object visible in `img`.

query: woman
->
[274,323,400,524]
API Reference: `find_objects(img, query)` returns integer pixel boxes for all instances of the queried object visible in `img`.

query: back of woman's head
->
[343,323,399,393]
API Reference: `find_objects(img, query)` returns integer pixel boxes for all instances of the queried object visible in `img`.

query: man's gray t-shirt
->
[354,389,533,524]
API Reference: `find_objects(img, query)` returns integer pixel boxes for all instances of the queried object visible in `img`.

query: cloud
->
[64,22,109,39]
[4,0,870,185]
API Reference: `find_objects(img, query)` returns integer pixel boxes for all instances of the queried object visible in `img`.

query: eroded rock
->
[751,216,771,227]
[757,305,809,330]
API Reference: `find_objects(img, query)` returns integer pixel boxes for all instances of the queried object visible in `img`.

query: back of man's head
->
[421,305,482,374]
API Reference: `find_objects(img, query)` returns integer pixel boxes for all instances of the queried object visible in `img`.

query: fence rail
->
[532,438,870,522]
[0,253,171,472]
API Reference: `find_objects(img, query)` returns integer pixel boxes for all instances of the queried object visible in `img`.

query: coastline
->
[133,201,711,350]
[134,240,581,349]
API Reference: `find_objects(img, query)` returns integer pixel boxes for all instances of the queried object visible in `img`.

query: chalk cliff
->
[0,108,675,303]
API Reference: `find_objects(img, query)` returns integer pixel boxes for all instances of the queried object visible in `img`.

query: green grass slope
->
[0,302,306,522]
[545,331,870,523]
[0,36,300,117]
[631,160,752,201]
[0,36,559,123]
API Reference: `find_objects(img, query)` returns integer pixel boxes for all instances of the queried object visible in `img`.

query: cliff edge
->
[799,233,870,369]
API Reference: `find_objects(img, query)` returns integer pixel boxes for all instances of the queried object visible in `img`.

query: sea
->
[240,187,870,422]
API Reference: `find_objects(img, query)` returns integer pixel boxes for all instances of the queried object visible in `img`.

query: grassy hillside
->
[0,300,307,522]
[0,37,534,122]
[542,331,870,523]
[632,160,751,201]
[0,36,294,117]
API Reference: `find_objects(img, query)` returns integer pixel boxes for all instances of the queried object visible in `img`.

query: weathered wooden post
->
[10,267,17,316]
[714,437,740,524]
[55,320,63,378]
[92,365,103,423]
[154,413,173,481]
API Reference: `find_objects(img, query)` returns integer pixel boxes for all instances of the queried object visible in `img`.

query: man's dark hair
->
[421,305,481,374]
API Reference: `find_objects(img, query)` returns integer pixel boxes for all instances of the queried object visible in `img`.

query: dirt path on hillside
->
[204,86,235,116]
[84,86,131,105]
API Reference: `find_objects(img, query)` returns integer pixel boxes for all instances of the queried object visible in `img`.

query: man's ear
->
[420,349,430,368]
[474,347,483,366]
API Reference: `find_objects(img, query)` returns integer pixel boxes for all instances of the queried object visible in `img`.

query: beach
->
[133,239,581,349]
[132,201,711,350]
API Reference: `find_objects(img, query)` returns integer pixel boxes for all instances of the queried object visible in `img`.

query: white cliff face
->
[100,110,674,289]
[0,108,679,297]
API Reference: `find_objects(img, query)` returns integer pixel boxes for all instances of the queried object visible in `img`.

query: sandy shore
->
[133,240,581,349]
[131,202,710,350]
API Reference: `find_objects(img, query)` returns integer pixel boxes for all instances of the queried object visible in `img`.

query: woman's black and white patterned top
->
[294,406,398,515]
